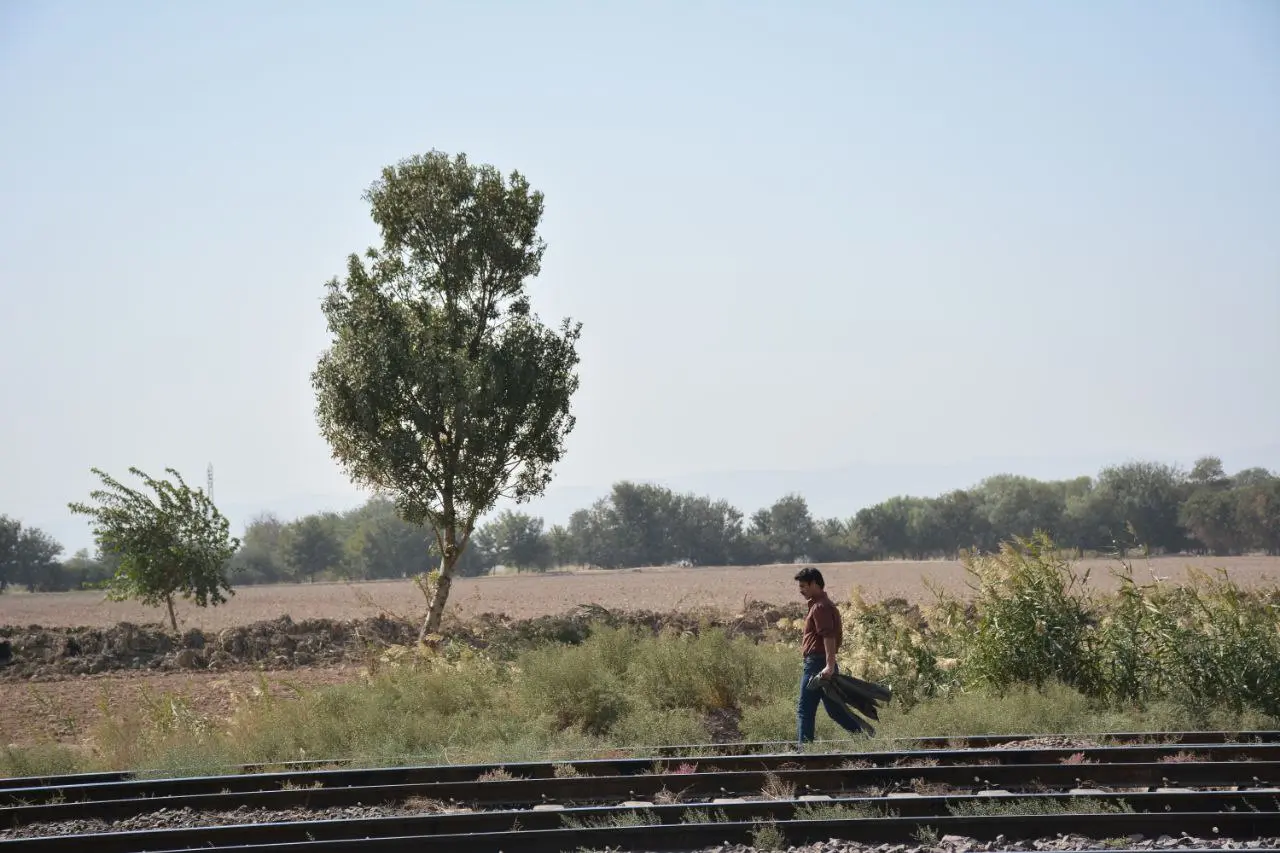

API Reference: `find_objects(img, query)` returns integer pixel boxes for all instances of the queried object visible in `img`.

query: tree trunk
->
[165,594,178,634]
[419,551,458,643]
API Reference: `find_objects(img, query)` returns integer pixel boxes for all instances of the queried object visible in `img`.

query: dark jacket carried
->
[806,671,892,736]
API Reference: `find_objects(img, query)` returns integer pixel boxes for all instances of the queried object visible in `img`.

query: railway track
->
[3,729,1275,791]
[2,731,1278,852]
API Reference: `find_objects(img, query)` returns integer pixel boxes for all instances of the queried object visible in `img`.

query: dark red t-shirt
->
[801,592,842,657]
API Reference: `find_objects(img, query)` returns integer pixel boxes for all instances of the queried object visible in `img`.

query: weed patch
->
[749,819,786,850]
[562,809,659,829]
[794,801,893,819]
[946,795,1132,816]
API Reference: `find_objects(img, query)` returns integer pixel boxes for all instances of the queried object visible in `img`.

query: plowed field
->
[2,555,1276,632]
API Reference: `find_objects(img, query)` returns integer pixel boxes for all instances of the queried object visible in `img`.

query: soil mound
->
[0,600,803,681]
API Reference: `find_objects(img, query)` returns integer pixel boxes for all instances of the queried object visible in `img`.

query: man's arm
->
[818,602,839,678]
[821,634,839,678]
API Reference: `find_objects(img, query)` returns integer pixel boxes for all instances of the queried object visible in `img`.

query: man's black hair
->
[794,566,825,588]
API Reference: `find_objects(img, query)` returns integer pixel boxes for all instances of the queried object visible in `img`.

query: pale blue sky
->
[2,0,1277,552]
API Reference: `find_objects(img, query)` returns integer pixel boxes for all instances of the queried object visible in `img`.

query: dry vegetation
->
[2,555,1277,631]
[1,668,354,748]
[3,551,1277,758]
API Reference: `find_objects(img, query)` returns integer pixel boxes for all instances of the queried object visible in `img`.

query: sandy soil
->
[2,555,1277,633]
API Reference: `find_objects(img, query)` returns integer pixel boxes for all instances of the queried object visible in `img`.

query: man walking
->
[794,566,868,746]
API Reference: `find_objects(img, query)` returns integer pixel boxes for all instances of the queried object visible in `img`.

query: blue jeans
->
[797,654,866,745]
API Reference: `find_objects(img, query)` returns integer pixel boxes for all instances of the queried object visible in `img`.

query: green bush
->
[607,706,709,749]
[962,533,1101,694]
[1112,569,1280,717]
[839,536,1280,720]
[517,639,632,735]
[875,681,1097,738]
[738,696,796,743]
[0,744,88,778]
[627,627,779,712]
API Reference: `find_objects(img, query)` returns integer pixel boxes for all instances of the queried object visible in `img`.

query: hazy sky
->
[2,0,1277,552]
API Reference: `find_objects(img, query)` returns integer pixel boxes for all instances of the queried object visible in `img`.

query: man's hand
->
[819,663,835,680]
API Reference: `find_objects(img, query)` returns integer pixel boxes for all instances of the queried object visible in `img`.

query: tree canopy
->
[311,150,582,638]
[0,515,64,593]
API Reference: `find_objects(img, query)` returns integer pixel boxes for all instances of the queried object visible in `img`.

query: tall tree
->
[68,468,239,631]
[932,489,986,557]
[1180,489,1242,555]
[674,494,746,565]
[1095,462,1186,552]
[0,515,19,593]
[749,494,818,562]
[1237,477,1280,555]
[352,511,434,579]
[230,512,290,585]
[0,515,62,594]
[1233,467,1275,489]
[972,474,1066,549]
[545,523,575,567]
[851,497,913,559]
[285,514,345,583]
[312,150,581,640]
[1188,456,1229,489]
[11,525,64,591]
[475,510,550,571]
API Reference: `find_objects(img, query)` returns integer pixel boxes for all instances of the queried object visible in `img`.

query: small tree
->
[312,150,581,640]
[68,467,239,632]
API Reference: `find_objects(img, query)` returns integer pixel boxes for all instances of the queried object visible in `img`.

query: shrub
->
[627,627,767,712]
[1121,569,1280,717]
[0,744,88,778]
[839,587,964,710]
[608,706,709,747]
[961,533,1101,694]
[738,696,797,743]
[517,640,632,735]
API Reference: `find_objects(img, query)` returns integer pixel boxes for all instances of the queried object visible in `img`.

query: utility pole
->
[207,463,215,504]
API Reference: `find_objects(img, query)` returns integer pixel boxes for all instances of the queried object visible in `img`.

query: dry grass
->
[0,668,354,747]
[760,771,796,800]
[477,767,518,782]
[402,796,453,813]
[3,556,1277,630]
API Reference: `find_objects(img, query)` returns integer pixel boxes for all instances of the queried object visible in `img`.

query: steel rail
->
[3,789,1277,853]
[5,741,1279,807]
[4,760,1277,828]
[110,811,1280,853]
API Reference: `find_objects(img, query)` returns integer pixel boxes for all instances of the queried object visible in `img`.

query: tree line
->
[5,455,1276,593]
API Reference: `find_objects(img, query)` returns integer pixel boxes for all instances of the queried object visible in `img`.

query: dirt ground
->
[1,555,1277,632]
